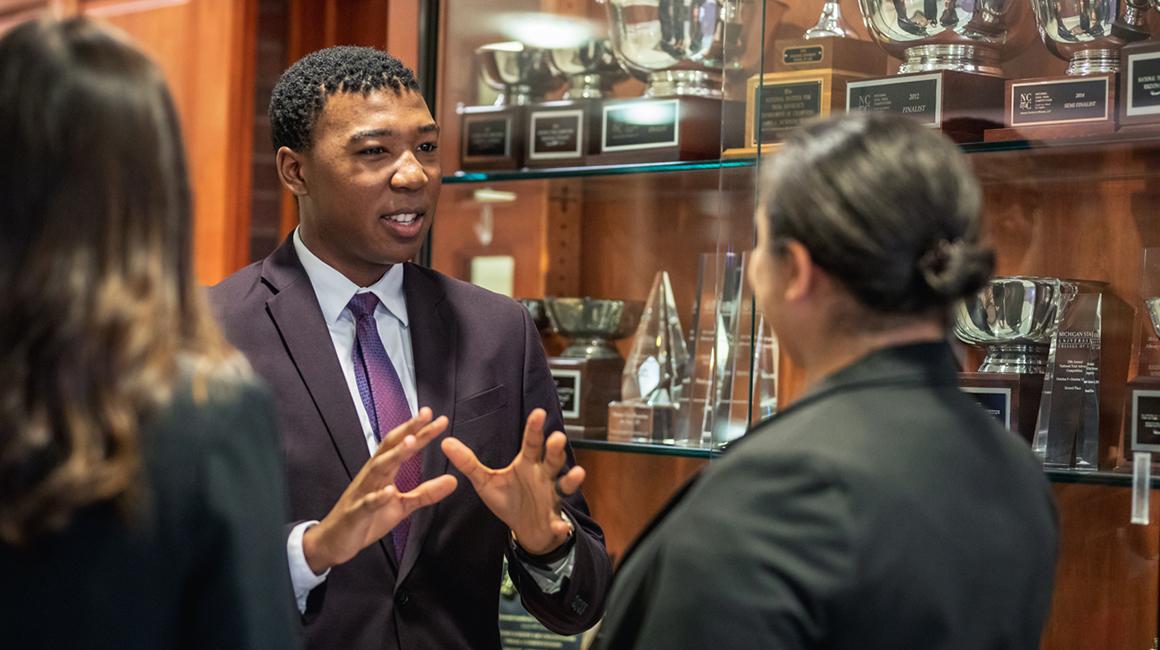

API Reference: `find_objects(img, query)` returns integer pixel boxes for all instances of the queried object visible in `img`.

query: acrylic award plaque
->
[608,271,690,443]
[681,252,754,447]
[1033,282,1105,471]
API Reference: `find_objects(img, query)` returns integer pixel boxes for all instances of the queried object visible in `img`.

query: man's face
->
[294,89,441,283]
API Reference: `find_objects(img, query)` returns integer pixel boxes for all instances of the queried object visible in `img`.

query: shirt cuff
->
[512,513,578,595]
[288,520,330,614]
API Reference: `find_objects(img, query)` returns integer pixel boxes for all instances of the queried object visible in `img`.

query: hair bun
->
[918,239,994,301]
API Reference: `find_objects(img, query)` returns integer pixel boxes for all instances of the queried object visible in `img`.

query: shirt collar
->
[292,227,409,327]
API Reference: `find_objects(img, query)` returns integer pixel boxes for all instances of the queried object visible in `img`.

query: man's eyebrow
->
[348,124,439,142]
[349,128,393,143]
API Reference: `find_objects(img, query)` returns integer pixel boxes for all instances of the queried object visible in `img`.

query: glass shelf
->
[571,440,1160,488]
[443,133,1160,185]
[443,158,756,184]
[569,438,719,459]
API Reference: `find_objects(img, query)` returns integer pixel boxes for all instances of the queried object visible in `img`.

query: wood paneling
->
[572,448,705,565]
[1,0,258,284]
[1043,484,1160,650]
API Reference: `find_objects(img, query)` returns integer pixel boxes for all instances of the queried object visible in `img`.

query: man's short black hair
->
[269,45,421,152]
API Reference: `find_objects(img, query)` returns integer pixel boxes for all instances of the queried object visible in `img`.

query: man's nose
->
[391,151,428,190]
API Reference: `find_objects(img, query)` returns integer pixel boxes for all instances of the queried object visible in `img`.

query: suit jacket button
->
[395,591,411,607]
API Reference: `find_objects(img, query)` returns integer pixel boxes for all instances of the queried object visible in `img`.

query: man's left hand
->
[441,408,584,555]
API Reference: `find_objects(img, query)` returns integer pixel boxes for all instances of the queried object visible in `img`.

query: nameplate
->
[602,100,679,152]
[551,368,582,419]
[963,386,1012,431]
[1009,78,1109,127]
[1132,389,1160,452]
[783,45,824,66]
[752,78,824,146]
[847,74,942,127]
[529,109,583,160]
[463,115,511,158]
[1126,52,1160,118]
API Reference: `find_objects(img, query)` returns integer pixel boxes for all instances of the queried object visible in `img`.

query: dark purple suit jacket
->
[209,238,610,649]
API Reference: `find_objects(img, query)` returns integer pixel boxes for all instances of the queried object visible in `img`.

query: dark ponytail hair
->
[760,112,994,318]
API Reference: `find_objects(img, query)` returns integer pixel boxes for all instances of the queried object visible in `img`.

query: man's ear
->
[781,239,818,304]
[275,146,308,196]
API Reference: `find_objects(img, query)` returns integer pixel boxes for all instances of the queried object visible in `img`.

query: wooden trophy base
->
[523,99,600,169]
[548,356,623,440]
[722,67,875,159]
[985,73,1117,142]
[607,401,678,443]
[459,105,525,171]
[959,371,1045,443]
[846,70,1005,143]
[587,96,725,165]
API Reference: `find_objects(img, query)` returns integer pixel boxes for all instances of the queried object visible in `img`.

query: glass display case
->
[425,1,1160,647]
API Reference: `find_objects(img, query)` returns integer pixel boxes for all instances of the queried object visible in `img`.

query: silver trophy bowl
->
[1146,296,1160,337]
[953,276,1076,374]
[476,42,565,106]
[544,298,643,359]
[596,0,788,98]
[517,298,553,333]
[549,39,628,99]
[858,0,1035,74]
[1032,0,1151,75]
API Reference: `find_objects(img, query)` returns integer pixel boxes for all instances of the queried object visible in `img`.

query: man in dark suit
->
[592,114,1058,649]
[210,46,610,649]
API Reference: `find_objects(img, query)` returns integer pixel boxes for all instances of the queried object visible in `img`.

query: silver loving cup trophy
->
[858,0,1035,74]
[476,42,565,106]
[953,276,1076,374]
[805,1,853,39]
[517,298,552,333]
[549,39,628,99]
[543,298,642,359]
[596,0,788,98]
[1033,0,1152,74]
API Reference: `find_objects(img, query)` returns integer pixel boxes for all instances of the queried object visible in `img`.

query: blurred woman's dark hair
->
[759,112,994,326]
[0,18,242,545]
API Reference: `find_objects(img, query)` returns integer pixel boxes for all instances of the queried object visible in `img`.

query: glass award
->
[750,310,779,424]
[608,271,689,443]
[1034,281,1105,470]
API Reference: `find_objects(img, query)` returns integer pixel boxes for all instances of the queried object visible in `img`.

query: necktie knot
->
[347,292,380,321]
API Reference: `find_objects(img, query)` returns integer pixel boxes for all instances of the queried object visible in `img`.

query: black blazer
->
[209,238,611,649]
[594,342,1059,650]
[0,377,296,650]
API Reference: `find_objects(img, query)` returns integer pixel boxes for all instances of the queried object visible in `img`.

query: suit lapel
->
[396,264,457,587]
[261,241,373,491]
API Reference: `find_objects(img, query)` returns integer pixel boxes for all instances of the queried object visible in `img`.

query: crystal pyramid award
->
[608,271,689,443]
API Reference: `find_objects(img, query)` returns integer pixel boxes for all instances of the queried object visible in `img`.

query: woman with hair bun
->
[594,113,1059,650]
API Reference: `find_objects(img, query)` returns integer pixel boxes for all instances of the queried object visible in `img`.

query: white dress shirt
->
[286,229,573,614]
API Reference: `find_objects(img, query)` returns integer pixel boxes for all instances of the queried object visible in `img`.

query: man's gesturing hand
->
[441,408,585,555]
[302,407,457,574]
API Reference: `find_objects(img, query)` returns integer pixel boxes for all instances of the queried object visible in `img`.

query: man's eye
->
[360,147,386,155]
[418,142,438,153]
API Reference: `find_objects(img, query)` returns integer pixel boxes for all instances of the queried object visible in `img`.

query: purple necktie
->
[347,292,422,561]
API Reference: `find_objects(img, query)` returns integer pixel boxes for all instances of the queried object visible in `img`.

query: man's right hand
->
[302,407,457,574]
